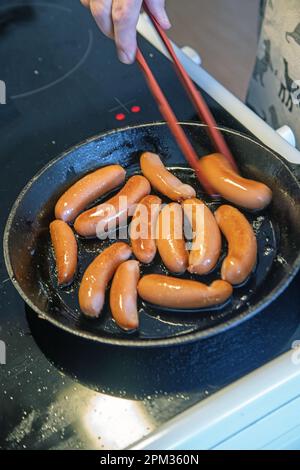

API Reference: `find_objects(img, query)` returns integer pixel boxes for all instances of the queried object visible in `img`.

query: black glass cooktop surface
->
[0,0,300,450]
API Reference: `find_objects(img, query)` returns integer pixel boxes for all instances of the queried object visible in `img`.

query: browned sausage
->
[79,242,132,318]
[55,165,126,222]
[140,152,196,201]
[50,220,78,286]
[182,198,221,274]
[138,275,233,309]
[74,175,151,238]
[156,203,188,273]
[110,260,140,330]
[198,153,272,210]
[130,195,161,264]
[215,204,257,285]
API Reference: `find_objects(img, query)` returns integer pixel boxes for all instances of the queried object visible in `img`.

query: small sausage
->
[138,275,233,309]
[156,203,188,273]
[182,198,221,274]
[140,152,196,201]
[55,165,126,222]
[130,195,161,264]
[50,220,78,286]
[79,242,132,318]
[198,153,272,210]
[215,204,257,285]
[110,260,140,330]
[74,175,151,238]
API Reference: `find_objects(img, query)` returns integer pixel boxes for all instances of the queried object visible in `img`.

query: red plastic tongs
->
[136,4,238,195]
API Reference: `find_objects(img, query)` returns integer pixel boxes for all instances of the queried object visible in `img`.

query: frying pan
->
[4,123,300,353]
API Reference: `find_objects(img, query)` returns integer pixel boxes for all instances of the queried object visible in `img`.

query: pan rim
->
[3,121,300,347]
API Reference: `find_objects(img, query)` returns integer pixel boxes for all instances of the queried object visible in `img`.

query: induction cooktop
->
[1,0,300,450]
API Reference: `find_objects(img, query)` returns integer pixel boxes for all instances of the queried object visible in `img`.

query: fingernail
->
[118,49,134,64]
[161,12,171,29]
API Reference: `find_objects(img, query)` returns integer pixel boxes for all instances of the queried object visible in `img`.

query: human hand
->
[81,0,171,64]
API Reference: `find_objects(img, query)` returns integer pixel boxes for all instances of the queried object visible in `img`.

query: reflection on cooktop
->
[0,2,93,99]
[0,5,35,35]
[26,270,300,400]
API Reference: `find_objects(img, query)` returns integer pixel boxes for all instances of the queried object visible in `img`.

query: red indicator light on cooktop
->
[115,113,126,121]
[131,105,141,113]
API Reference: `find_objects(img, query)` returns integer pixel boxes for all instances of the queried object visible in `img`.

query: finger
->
[80,0,90,7]
[90,0,114,38]
[112,0,143,64]
[145,0,171,29]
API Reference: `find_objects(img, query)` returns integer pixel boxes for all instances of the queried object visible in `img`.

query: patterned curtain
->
[247,0,300,148]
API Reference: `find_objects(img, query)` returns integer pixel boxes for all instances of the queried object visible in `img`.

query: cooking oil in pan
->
[38,168,277,341]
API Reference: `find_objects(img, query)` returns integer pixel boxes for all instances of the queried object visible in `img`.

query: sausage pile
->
[50,152,272,331]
